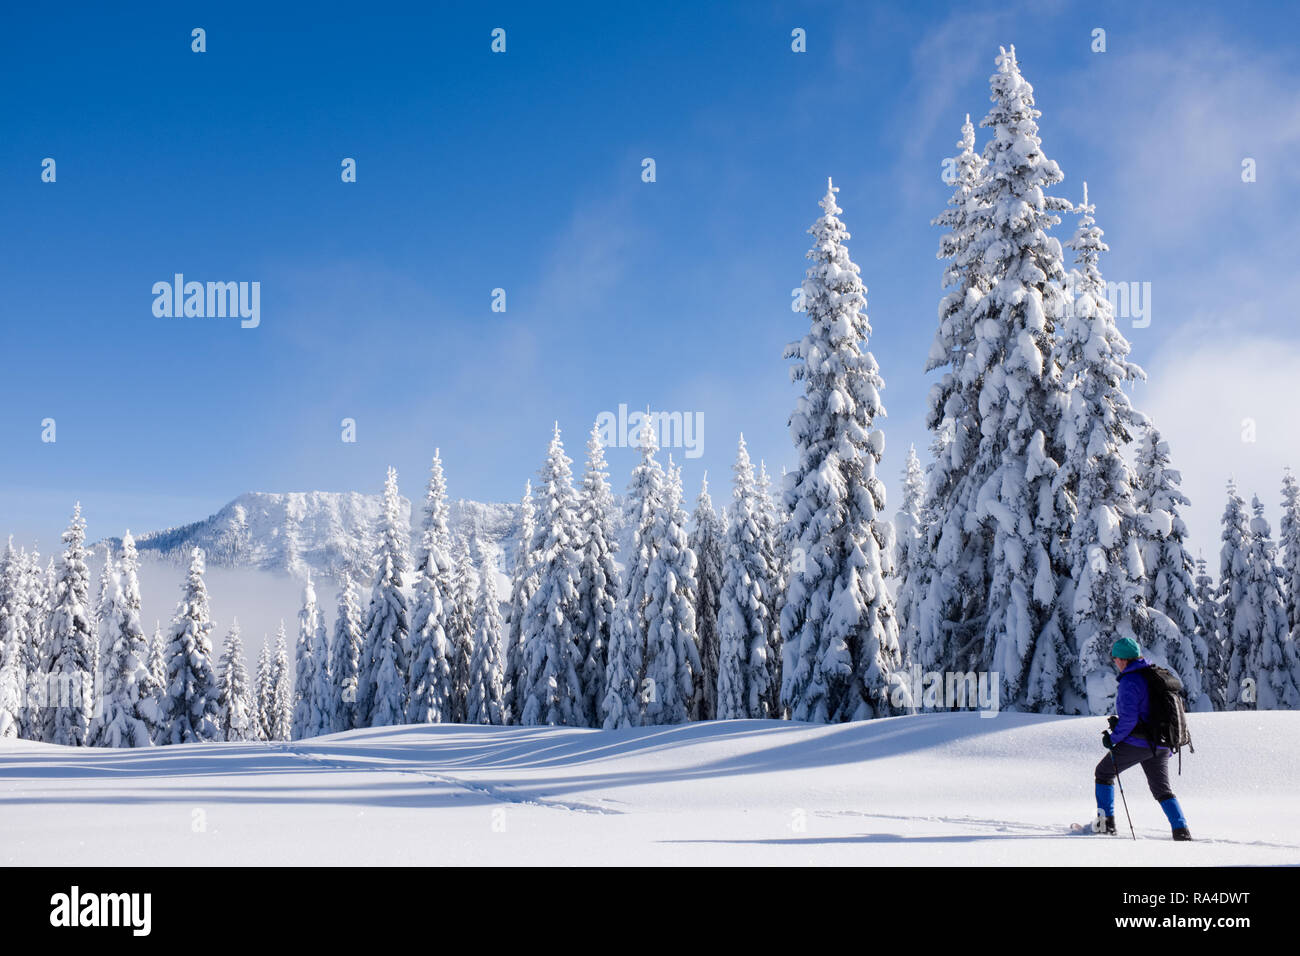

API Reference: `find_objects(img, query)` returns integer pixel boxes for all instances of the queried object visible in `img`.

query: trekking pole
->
[1109,749,1136,840]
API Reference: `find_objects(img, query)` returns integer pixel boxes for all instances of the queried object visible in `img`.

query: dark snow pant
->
[1095,741,1175,802]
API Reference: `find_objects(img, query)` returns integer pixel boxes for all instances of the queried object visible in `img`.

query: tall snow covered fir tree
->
[892,446,927,671]
[147,621,165,710]
[1227,497,1300,709]
[1193,556,1227,712]
[935,50,1076,712]
[1282,471,1300,700]
[159,548,220,744]
[1280,469,1300,640]
[965,47,1076,713]
[780,180,901,723]
[90,532,161,746]
[43,505,97,745]
[640,459,700,725]
[92,549,116,705]
[754,462,784,716]
[216,620,254,742]
[520,426,588,727]
[603,420,664,730]
[718,436,777,720]
[918,114,991,685]
[466,537,506,725]
[20,548,47,739]
[292,574,332,739]
[407,455,455,724]
[1132,427,1208,710]
[363,467,412,727]
[269,623,294,741]
[1055,184,1150,715]
[576,426,619,724]
[448,536,476,723]
[330,573,364,732]
[254,640,274,741]
[503,481,538,724]
[0,541,28,738]
[688,474,725,720]
[1220,482,1251,709]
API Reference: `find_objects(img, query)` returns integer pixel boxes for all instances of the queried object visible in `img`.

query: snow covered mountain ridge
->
[97,491,526,580]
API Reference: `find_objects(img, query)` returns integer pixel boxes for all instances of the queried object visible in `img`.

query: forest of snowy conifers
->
[1,44,1299,749]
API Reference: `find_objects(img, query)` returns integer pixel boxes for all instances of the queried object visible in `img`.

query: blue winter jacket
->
[1112,658,1167,751]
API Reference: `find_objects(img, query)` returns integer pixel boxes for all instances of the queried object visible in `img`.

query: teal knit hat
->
[1110,637,1141,660]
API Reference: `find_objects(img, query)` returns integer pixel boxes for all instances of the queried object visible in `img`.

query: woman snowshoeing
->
[1086,638,1192,841]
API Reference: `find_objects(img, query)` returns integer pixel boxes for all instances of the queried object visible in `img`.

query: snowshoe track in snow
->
[821,809,1299,849]
[278,741,623,816]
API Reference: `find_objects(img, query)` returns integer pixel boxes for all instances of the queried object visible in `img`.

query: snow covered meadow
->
[2,712,1296,866]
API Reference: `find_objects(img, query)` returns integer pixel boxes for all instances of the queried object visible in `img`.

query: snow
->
[2,711,1294,866]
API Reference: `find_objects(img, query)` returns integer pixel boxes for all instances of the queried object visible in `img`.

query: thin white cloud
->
[1137,335,1300,563]
[532,193,641,316]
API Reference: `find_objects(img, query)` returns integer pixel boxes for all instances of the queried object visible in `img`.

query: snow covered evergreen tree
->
[640,459,700,725]
[1194,556,1227,711]
[503,481,538,725]
[254,640,274,741]
[159,548,220,744]
[89,532,161,747]
[363,467,412,727]
[147,621,165,703]
[970,48,1076,713]
[216,620,254,742]
[1281,470,1300,702]
[1132,427,1207,710]
[576,426,619,723]
[0,541,27,739]
[292,574,332,739]
[918,114,992,684]
[780,180,901,723]
[1220,482,1251,708]
[520,426,588,727]
[406,457,454,725]
[329,573,364,732]
[892,446,927,670]
[1226,497,1300,709]
[36,557,57,734]
[448,536,476,723]
[119,534,162,737]
[43,504,96,745]
[754,461,784,716]
[91,548,116,709]
[911,427,952,679]
[1056,184,1150,715]
[19,548,47,739]
[1280,468,1300,638]
[922,51,1077,713]
[603,422,664,730]
[718,436,777,720]
[688,474,725,720]
[466,538,506,725]
[269,624,294,741]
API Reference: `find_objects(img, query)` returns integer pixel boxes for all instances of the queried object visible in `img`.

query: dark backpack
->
[1136,664,1194,761]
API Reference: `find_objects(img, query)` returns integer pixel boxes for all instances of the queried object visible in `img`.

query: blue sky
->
[3,0,1298,558]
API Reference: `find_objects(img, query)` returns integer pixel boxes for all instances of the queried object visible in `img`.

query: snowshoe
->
[1070,811,1116,835]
